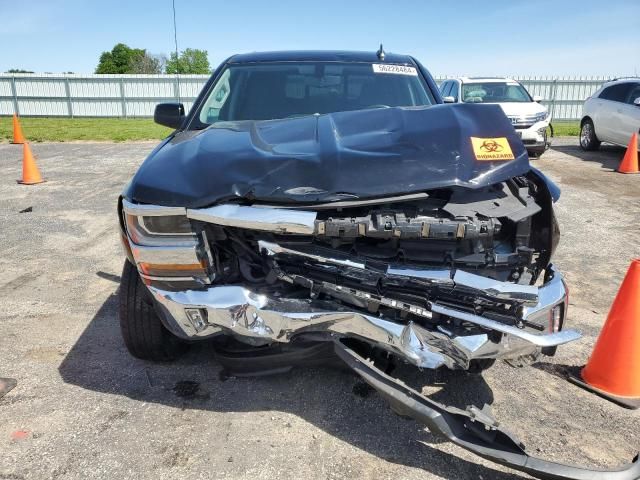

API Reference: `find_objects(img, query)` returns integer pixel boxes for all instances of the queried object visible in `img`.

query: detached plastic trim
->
[334,342,640,480]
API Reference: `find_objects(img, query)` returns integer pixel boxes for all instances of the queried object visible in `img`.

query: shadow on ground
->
[551,143,625,171]
[532,361,582,381]
[59,293,529,480]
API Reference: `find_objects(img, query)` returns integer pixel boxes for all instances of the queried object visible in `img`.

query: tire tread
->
[118,260,186,361]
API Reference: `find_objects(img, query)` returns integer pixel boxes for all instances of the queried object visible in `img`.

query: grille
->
[509,115,538,128]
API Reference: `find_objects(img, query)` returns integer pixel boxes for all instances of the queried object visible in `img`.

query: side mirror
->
[154,102,185,129]
[442,96,456,104]
[634,97,640,106]
[533,95,543,103]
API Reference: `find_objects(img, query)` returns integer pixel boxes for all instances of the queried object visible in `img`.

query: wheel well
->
[580,116,592,127]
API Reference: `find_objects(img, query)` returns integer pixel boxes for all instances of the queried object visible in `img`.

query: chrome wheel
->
[579,119,600,151]
[580,123,592,148]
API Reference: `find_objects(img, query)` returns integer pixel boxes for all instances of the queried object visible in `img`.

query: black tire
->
[527,148,545,158]
[118,260,187,361]
[467,358,496,374]
[579,118,600,151]
[527,129,550,158]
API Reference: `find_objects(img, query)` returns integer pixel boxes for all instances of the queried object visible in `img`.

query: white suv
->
[580,78,640,151]
[440,77,550,157]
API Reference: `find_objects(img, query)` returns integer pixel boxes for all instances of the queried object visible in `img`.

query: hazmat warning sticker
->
[372,64,418,76]
[470,137,515,161]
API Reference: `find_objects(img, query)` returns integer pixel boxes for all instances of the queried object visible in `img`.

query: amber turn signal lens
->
[138,261,206,278]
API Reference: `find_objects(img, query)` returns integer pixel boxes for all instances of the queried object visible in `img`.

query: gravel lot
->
[0,138,639,479]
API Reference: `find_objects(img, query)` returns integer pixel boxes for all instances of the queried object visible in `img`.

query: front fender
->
[530,166,561,203]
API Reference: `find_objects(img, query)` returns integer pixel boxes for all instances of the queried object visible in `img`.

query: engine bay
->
[189,176,555,333]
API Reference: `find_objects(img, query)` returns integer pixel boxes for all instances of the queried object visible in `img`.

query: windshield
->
[461,82,532,103]
[196,62,435,125]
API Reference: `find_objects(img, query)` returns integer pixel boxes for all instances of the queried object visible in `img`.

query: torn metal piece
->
[334,343,640,480]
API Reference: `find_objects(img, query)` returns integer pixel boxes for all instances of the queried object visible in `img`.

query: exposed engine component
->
[199,179,546,295]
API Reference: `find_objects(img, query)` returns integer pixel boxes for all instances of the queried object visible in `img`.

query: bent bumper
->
[518,120,550,149]
[336,342,640,480]
[148,265,579,370]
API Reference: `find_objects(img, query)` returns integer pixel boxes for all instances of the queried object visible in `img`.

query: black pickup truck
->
[117,49,640,480]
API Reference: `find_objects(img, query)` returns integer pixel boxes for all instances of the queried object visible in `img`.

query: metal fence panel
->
[0,74,209,118]
[0,73,619,120]
[0,99,13,112]
[508,76,613,120]
[72,100,122,117]
[0,78,15,96]
[15,77,67,97]
[123,78,174,98]
[70,78,121,97]
[18,99,68,116]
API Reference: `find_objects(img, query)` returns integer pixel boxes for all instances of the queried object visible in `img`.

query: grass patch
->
[552,121,580,137]
[0,117,172,142]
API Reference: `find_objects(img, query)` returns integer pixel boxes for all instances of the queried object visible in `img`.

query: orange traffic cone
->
[11,114,26,144]
[569,259,640,409]
[17,143,45,185]
[618,132,639,174]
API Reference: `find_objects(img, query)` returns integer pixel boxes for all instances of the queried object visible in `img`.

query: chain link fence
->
[0,73,617,121]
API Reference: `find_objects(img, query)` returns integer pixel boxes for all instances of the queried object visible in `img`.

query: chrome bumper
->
[148,265,579,370]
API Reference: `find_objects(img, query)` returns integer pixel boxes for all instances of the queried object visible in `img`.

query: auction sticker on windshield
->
[470,137,515,161]
[372,64,418,76]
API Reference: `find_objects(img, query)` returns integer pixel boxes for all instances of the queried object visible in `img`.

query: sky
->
[0,0,638,76]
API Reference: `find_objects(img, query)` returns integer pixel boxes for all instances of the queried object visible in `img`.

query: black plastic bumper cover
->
[334,342,640,480]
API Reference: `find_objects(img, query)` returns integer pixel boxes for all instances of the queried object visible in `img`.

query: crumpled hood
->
[125,103,529,208]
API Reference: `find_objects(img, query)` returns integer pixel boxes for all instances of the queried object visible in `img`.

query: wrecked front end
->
[121,105,578,372]
[118,105,640,479]
[123,173,576,371]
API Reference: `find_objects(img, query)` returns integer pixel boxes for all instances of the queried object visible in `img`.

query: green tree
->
[165,48,210,74]
[96,43,147,74]
[130,53,165,74]
[7,69,34,73]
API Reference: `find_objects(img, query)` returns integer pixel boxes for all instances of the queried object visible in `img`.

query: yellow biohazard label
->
[470,137,515,161]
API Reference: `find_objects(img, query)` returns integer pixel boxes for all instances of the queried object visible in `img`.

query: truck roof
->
[228,50,416,65]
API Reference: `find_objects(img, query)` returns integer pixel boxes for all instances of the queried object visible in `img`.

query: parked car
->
[116,50,637,479]
[580,78,640,151]
[439,77,551,157]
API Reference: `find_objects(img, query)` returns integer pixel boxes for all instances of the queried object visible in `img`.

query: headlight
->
[122,200,196,247]
[120,199,210,286]
[125,214,196,246]
[534,111,549,122]
[138,215,193,236]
